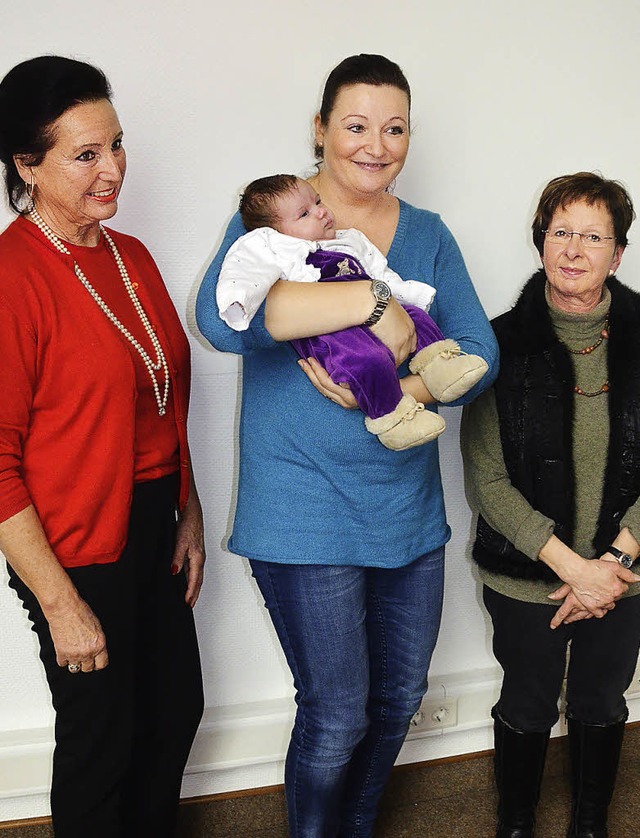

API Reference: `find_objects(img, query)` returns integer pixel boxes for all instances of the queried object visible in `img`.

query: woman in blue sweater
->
[196,54,498,838]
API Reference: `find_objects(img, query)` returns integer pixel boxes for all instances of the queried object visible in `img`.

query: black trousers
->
[484,585,640,732]
[8,474,204,838]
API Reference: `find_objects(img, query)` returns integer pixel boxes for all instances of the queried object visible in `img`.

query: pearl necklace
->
[29,208,170,416]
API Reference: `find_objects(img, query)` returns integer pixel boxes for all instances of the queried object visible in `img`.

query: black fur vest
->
[472,270,640,581]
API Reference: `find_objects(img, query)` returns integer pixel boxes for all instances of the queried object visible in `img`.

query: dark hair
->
[0,55,112,213]
[239,174,300,231]
[315,54,411,159]
[532,172,635,257]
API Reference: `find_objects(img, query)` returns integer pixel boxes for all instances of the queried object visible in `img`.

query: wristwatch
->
[605,544,635,568]
[363,280,392,327]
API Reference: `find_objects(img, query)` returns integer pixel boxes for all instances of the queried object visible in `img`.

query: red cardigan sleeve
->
[0,290,36,522]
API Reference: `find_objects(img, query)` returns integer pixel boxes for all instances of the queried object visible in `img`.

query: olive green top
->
[460,285,640,605]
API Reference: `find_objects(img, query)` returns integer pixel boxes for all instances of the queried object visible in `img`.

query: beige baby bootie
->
[409,339,488,403]
[364,394,445,451]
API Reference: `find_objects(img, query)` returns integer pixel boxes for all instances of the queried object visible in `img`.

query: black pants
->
[483,585,640,732]
[8,474,204,838]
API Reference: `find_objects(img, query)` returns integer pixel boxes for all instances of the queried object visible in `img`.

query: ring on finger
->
[67,663,82,674]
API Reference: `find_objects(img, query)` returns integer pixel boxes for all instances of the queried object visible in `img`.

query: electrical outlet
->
[409,697,458,732]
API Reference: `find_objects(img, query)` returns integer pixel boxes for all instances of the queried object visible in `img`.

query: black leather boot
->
[566,717,625,838]
[493,714,550,838]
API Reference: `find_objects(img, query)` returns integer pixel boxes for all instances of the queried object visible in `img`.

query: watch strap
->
[363,280,391,328]
[605,544,634,568]
[363,298,389,327]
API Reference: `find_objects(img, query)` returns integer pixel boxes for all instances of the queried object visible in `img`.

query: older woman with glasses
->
[461,172,640,838]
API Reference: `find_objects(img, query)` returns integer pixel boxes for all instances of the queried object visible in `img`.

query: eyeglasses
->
[542,229,615,249]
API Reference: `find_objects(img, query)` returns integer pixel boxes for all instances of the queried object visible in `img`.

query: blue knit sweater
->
[196,200,499,567]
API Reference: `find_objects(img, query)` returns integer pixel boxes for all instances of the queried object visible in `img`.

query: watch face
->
[373,280,392,301]
[608,545,634,568]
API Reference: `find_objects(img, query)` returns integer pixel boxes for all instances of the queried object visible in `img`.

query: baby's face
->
[275,180,336,240]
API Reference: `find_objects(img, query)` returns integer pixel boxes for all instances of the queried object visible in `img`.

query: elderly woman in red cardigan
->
[0,56,204,838]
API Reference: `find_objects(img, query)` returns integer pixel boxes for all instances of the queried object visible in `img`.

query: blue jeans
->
[250,547,445,838]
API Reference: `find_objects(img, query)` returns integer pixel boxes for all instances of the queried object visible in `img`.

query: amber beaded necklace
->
[567,316,609,356]
[568,315,610,397]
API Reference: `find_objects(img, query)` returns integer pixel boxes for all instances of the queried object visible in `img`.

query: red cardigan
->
[0,216,192,568]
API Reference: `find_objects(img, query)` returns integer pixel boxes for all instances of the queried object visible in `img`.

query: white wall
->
[2,0,640,821]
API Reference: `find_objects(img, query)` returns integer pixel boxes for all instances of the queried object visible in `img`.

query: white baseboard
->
[3,665,640,823]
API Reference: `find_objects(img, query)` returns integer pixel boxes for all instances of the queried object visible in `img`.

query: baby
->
[217,175,487,450]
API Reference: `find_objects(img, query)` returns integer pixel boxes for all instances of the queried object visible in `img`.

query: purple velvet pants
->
[290,249,444,419]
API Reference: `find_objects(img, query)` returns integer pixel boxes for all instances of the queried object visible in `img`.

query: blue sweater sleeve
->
[431,220,499,404]
[390,205,498,406]
[195,212,278,354]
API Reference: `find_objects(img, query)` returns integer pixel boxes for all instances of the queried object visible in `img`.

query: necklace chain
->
[568,313,610,398]
[29,208,170,416]
[573,381,610,397]
[567,316,609,355]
